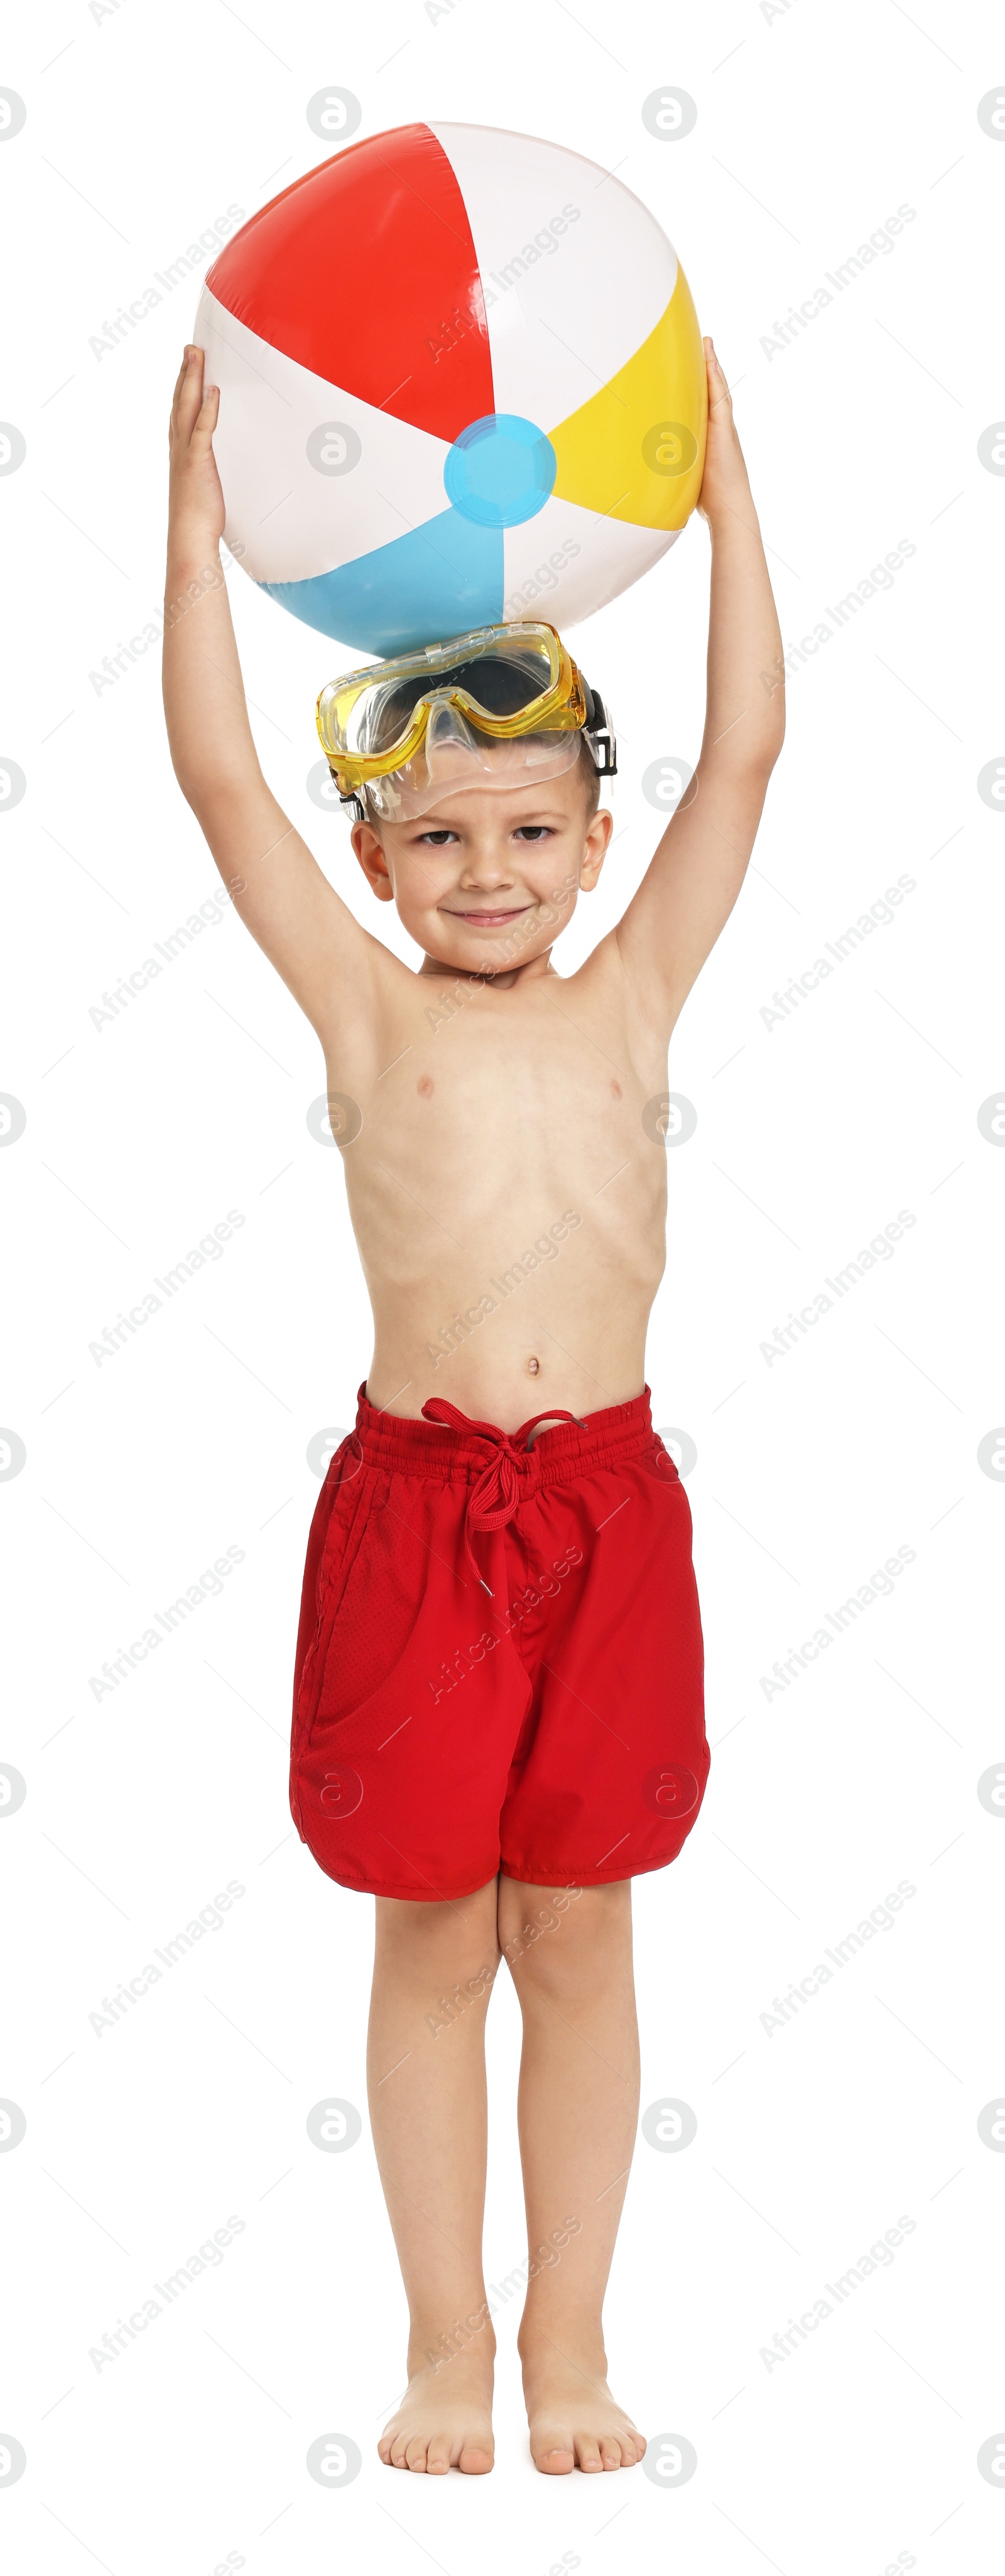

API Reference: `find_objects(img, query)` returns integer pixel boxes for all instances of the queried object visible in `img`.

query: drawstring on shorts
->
[421,1399,582,1593]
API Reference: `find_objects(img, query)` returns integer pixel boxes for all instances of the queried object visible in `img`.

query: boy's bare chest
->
[357,976,657,1180]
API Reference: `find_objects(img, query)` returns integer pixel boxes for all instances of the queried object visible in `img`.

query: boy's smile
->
[442,903,534,925]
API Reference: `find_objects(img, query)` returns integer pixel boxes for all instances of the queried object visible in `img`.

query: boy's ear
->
[350,818,395,902]
[579,806,613,893]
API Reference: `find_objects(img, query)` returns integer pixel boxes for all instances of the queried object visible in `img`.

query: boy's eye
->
[514,825,552,842]
[418,829,457,845]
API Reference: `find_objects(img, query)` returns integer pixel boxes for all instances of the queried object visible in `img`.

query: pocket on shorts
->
[292,1465,378,1763]
[307,1470,437,1749]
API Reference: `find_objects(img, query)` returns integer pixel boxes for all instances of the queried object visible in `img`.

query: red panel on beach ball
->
[205,122,494,443]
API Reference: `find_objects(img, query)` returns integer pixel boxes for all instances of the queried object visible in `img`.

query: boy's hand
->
[167,346,225,564]
[695,338,752,529]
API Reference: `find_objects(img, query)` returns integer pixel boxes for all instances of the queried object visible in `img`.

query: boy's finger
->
[190,383,220,445]
[169,351,190,434]
[175,348,207,439]
[705,343,733,416]
[171,343,197,400]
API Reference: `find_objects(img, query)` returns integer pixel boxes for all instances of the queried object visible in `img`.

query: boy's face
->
[350,758,612,979]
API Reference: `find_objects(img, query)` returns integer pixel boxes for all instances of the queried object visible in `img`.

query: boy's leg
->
[497,1877,645,2474]
[369,1878,501,2474]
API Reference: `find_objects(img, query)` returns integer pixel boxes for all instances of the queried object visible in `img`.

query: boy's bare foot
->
[521,2345,646,2474]
[378,2351,495,2474]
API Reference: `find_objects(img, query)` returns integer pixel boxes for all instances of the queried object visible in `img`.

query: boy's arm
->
[161,346,374,1042]
[614,342,785,1036]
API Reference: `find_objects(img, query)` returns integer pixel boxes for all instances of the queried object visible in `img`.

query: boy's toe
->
[575,2433,604,2471]
[599,2437,622,2469]
[403,2436,430,2471]
[457,2439,494,2474]
[425,2434,452,2474]
[533,2432,575,2474]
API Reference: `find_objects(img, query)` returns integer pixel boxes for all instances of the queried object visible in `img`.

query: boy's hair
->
[576,731,602,818]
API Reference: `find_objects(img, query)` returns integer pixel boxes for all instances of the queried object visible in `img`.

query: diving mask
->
[315,620,616,822]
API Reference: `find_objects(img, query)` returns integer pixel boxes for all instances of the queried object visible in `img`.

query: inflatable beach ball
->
[194,122,706,657]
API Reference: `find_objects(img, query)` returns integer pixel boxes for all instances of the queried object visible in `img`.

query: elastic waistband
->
[350,1382,655,1483]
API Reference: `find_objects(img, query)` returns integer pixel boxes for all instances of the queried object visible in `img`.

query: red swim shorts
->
[290,1384,709,1902]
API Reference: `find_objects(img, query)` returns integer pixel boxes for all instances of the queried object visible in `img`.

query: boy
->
[163,337,784,2478]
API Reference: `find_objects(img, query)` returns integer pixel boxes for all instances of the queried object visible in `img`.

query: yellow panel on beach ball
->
[549,268,707,531]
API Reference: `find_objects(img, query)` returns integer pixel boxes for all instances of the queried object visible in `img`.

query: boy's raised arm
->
[161,347,372,1042]
[614,341,786,1037]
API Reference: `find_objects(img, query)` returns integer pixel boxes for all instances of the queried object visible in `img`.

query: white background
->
[2,1,1003,2568]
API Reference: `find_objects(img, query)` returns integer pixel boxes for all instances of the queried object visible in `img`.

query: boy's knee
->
[376,1887,501,2002]
[501,1882,626,1988]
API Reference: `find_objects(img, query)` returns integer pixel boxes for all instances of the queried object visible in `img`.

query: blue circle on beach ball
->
[444,414,557,528]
